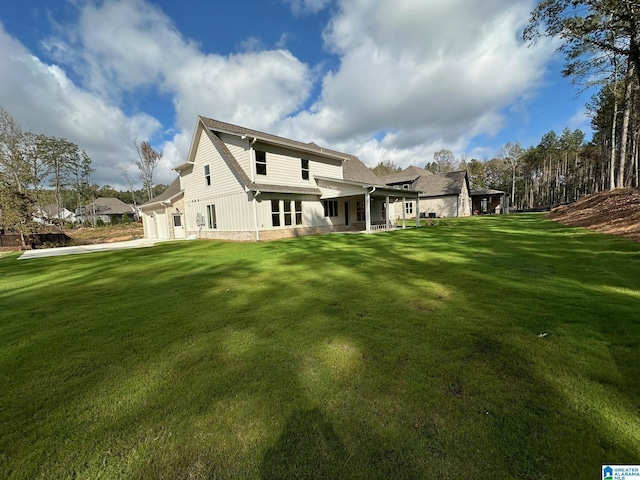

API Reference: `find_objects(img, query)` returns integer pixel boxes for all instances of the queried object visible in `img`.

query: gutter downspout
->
[252,190,261,242]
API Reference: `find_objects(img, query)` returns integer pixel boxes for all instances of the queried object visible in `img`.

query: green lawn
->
[1,214,639,479]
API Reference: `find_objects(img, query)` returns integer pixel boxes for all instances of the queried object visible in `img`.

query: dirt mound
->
[547,188,640,242]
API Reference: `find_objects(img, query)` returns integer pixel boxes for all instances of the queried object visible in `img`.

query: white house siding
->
[252,142,343,187]
[219,133,251,173]
[185,192,254,236]
[182,130,244,202]
[317,181,365,199]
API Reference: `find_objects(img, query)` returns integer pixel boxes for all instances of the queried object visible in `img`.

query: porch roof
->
[315,176,422,199]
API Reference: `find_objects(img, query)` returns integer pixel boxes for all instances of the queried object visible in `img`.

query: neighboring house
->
[140,116,423,241]
[34,204,77,225]
[381,167,472,219]
[77,198,136,224]
[470,189,509,214]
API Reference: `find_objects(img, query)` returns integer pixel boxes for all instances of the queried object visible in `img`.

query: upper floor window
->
[204,165,211,186]
[256,150,267,175]
[403,184,410,190]
[301,159,310,180]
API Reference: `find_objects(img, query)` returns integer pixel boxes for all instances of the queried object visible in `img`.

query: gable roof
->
[415,170,469,197]
[181,116,388,194]
[380,166,434,184]
[140,177,183,208]
[87,198,134,215]
[200,116,358,163]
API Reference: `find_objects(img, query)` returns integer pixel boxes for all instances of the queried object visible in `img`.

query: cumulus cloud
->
[0,0,560,186]
[2,0,314,186]
[0,23,160,189]
[281,0,557,166]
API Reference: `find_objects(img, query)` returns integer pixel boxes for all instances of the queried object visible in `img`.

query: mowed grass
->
[1,214,639,479]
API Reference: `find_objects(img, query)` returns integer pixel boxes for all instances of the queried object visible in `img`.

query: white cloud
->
[285,0,333,16]
[0,23,160,190]
[0,0,561,187]
[1,0,314,187]
[280,0,557,167]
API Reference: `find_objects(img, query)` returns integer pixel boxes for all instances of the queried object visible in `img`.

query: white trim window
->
[295,201,302,225]
[405,202,413,215]
[207,204,217,229]
[301,159,310,180]
[204,165,211,186]
[323,200,338,217]
[256,151,267,175]
[271,200,280,226]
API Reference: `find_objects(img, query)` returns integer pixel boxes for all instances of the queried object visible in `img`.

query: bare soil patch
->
[547,188,640,242]
[66,223,144,245]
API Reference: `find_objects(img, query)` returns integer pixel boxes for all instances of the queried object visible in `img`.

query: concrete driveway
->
[18,238,170,260]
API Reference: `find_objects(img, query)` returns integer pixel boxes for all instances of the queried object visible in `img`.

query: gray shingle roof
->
[415,170,468,197]
[197,116,384,190]
[140,177,183,207]
[87,198,134,215]
[200,116,357,162]
[380,166,434,184]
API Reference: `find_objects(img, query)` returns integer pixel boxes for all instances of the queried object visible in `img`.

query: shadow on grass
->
[1,215,640,478]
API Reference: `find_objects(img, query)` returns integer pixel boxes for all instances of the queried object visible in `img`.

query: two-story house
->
[140,116,422,241]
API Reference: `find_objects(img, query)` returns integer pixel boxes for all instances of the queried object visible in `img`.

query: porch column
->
[415,194,421,227]
[365,190,371,233]
[385,195,390,230]
[402,197,406,229]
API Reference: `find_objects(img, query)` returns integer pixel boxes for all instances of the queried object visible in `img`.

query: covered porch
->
[316,176,422,233]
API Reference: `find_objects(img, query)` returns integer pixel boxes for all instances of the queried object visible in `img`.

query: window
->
[206,204,217,229]
[405,202,413,214]
[256,150,267,175]
[323,200,338,217]
[356,201,365,222]
[271,199,280,226]
[204,165,211,186]
[301,159,309,180]
[173,215,182,227]
[284,200,292,226]
[403,184,410,190]
[295,201,302,225]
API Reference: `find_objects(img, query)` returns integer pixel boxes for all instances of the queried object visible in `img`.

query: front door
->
[173,214,185,239]
[344,201,349,226]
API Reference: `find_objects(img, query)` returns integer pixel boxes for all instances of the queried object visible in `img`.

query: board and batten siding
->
[186,192,254,233]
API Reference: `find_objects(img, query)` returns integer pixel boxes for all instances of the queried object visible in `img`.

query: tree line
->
[0,107,165,246]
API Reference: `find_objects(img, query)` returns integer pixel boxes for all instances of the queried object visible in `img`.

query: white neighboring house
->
[381,167,473,219]
[34,204,77,225]
[140,116,423,241]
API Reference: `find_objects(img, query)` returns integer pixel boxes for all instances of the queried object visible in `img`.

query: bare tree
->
[132,139,162,201]
[119,163,139,220]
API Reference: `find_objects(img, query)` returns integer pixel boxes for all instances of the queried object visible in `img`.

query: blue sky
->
[0,0,593,188]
